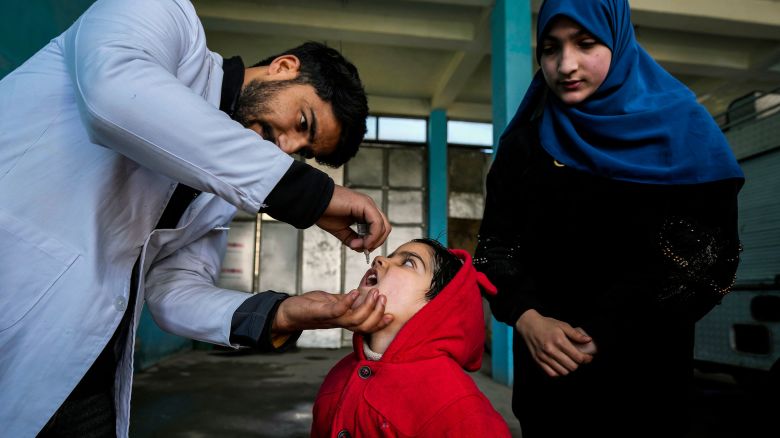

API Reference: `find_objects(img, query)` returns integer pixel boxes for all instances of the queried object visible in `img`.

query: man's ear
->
[267,54,301,79]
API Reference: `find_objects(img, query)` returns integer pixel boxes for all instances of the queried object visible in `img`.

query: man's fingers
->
[322,290,357,320]
[319,185,390,252]
[374,313,394,331]
[351,299,384,331]
[377,210,391,250]
[350,289,369,310]
[351,295,387,333]
[362,210,391,252]
[345,289,379,323]
[338,227,362,250]
[379,210,391,248]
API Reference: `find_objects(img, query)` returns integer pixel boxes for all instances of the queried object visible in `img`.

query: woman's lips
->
[560,80,582,91]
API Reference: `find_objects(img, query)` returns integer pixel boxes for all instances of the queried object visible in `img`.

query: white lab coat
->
[0,0,296,435]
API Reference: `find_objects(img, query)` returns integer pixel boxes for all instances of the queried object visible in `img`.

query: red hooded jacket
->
[311,249,511,437]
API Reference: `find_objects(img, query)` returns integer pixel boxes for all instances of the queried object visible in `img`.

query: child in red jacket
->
[312,238,511,438]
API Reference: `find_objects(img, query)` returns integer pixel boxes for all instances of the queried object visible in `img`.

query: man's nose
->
[277,132,307,155]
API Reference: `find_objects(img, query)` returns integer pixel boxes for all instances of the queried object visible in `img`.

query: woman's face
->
[358,242,434,327]
[540,16,612,105]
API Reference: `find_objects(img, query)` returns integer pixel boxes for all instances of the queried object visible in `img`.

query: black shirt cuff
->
[260,161,334,229]
[230,291,301,351]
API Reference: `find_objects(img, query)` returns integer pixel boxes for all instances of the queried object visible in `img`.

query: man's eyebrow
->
[308,107,317,145]
[396,250,427,271]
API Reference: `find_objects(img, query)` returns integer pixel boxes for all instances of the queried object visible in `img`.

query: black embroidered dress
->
[474,118,742,437]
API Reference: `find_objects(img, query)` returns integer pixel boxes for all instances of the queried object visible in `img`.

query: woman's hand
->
[272,288,393,335]
[573,326,598,355]
[515,309,596,377]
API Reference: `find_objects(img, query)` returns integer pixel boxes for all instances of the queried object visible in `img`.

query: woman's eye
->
[579,39,597,48]
[541,44,556,54]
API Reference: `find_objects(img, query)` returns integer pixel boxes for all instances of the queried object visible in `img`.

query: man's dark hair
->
[253,42,368,167]
[411,238,462,301]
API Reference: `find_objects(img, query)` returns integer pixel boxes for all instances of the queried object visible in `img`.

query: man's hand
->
[316,185,391,252]
[515,309,596,377]
[272,289,394,334]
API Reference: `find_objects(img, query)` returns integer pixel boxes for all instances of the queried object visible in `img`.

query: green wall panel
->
[1,0,96,78]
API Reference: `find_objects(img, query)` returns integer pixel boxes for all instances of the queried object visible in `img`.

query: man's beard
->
[232,78,299,145]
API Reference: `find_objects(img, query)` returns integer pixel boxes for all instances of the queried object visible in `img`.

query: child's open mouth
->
[363,268,378,287]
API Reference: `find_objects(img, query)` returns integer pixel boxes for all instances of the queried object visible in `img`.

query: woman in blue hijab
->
[475,1,744,436]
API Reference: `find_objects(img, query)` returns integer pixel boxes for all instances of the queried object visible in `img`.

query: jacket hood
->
[354,249,497,371]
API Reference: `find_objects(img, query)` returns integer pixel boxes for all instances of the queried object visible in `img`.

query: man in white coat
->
[0,0,394,436]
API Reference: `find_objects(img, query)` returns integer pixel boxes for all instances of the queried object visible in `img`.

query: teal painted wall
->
[0,0,96,78]
[1,0,193,368]
[490,0,534,386]
[428,109,448,245]
[134,307,192,371]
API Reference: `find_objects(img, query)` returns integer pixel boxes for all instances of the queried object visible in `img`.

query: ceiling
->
[193,0,780,122]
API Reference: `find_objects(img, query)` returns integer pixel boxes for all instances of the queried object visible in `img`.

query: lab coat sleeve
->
[62,0,291,213]
[143,227,252,347]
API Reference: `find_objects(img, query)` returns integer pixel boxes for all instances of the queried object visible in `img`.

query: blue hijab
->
[504,0,743,184]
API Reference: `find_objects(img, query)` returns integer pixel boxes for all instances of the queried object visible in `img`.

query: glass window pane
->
[217,220,257,292]
[259,221,298,295]
[378,117,427,143]
[388,148,424,188]
[449,148,488,193]
[388,190,423,224]
[447,120,493,146]
[347,147,383,186]
[301,227,341,293]
[365,116,377,140]
[385,226,424,254]
[449,191,485,219]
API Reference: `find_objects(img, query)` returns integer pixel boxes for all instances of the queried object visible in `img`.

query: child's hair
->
[411,238,462,301]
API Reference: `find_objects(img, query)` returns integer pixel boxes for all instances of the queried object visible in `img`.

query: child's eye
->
[300,113,308,130]
[403,258,415,268]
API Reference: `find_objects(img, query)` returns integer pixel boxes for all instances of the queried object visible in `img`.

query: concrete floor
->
[130,347,778,438]
[130,347,521,437]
